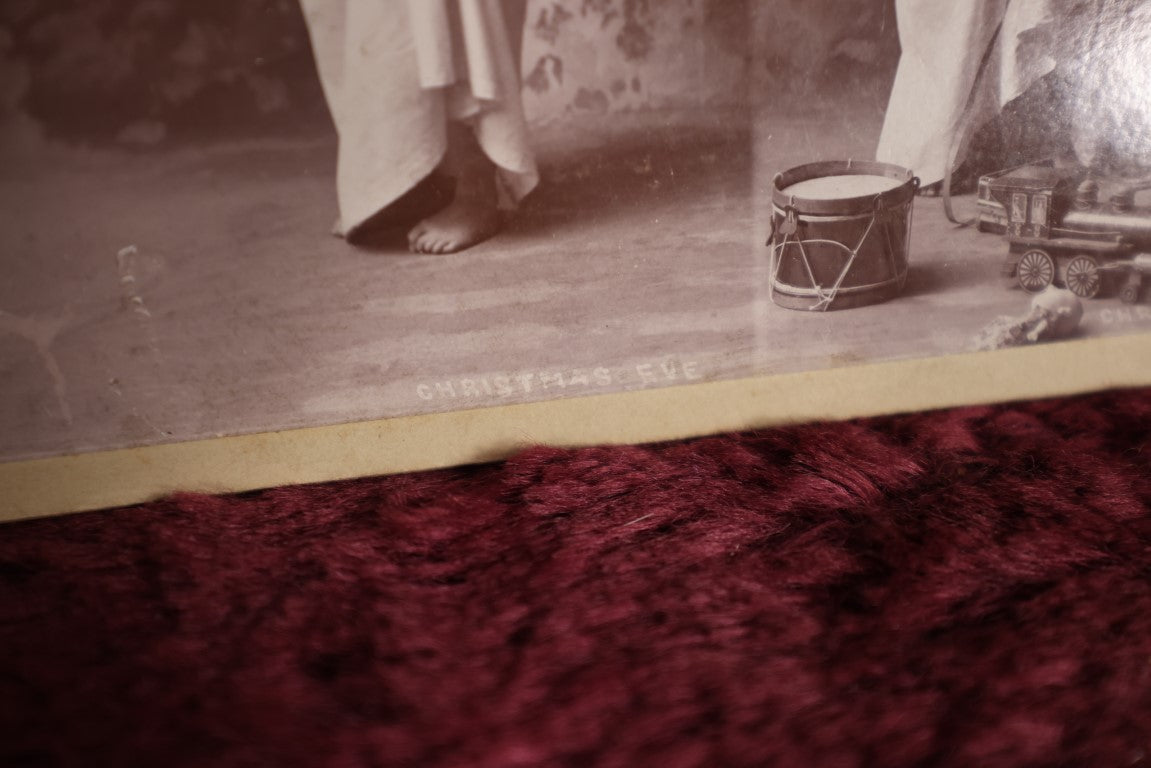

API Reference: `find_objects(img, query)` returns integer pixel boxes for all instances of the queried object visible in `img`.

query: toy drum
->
[768,160,919,311]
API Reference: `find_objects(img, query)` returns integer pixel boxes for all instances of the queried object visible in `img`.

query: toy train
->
[975,162,1151,303]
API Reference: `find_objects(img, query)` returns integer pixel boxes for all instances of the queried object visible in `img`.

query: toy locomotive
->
[976,162,1151,303]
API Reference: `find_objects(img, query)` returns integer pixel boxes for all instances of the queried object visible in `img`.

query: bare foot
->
[407,121,504,254]
[408,197,502,254]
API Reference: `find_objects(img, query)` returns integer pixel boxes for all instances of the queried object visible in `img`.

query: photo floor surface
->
[4,93,1151,463]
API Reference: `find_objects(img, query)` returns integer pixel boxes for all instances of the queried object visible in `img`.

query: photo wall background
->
[0,0,899,148]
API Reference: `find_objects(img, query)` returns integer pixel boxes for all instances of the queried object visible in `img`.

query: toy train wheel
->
[1120,275,1142,304]
[1065,255,1101,299]
[1017,249,1055,293]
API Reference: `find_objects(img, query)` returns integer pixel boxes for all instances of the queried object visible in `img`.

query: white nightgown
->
[298,0,539,237]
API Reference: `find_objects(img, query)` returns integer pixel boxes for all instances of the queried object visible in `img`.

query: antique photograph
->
[2,0,1150,509]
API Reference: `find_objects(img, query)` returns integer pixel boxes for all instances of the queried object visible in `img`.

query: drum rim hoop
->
[772,160,918,215]
[769,270,909,298]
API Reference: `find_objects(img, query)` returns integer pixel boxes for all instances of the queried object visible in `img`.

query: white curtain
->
[875,0,1057,185]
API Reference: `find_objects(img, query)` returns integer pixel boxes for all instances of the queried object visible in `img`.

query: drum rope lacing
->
[771,192,910,311]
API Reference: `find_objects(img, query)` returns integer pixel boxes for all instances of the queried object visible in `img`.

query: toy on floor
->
[767,160,919,311]
[976,162,1151,303]
[971,287,1084,351]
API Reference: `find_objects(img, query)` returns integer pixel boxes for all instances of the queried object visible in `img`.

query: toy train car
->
[976,162,1151,303]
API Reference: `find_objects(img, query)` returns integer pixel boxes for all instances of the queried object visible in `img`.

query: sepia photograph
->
[2,0,1151,517]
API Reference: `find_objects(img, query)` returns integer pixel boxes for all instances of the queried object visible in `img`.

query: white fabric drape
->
[875,0,1057,185]
[299,0,539,236]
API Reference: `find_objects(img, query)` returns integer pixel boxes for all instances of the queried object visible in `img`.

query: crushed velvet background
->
[2,387,1151,767]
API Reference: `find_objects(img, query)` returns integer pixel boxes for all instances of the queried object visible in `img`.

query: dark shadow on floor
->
[516,120,751,237]
[901,263,955,299]
[343,112,752,255]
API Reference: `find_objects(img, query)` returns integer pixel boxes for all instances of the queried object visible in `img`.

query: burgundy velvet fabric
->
[2,388,1151,768]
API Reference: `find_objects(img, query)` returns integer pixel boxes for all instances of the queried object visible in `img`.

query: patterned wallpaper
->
[521,0,750,123]
[519,0,897,125]
[0,0,897,144]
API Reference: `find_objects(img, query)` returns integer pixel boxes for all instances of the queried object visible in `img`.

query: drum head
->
[772,160,918,216]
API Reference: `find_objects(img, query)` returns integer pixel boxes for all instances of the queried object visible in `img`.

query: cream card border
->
[3,332,1149,523]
